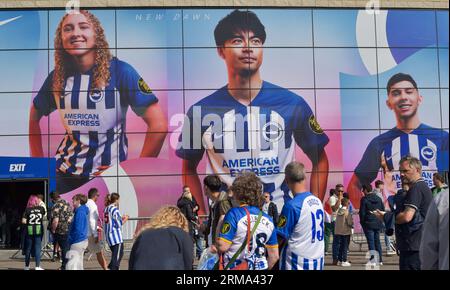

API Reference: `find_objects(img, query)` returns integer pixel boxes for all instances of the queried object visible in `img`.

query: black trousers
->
[399,251,421,270]
[54,233,69,270]
[109,243,124,270]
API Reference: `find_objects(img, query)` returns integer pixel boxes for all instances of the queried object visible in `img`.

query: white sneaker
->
[24,267,30,270]
[378,262,383,266]
[35,267,44,270]
[341,261,351,267]
[366,261,377,267]
[387,250,396,256]
[337,261,342,266]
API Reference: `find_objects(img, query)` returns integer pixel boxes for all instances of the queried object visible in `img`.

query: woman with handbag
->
[216,172,279,270]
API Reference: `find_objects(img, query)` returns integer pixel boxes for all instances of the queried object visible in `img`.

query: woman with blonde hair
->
[177,188,197,239]
[129,206,193,270]
[29,9,167,194]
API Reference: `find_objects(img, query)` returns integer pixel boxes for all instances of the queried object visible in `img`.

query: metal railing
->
[100,217,152,253]
[100,215,209,254]
[349,212,397,252]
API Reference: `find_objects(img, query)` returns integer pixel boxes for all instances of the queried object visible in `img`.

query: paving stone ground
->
[0,235,399,270]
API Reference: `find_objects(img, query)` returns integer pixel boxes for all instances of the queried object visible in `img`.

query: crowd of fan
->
[7,156,448,270]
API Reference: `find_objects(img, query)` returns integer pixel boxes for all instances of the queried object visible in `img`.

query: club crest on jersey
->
[262,121,284,143]
[309,115,324,134]
[221,222,231,234]
[421,146,436,162]
[278,215,287,228]
[138,78,152,94]
[89,88,104,103]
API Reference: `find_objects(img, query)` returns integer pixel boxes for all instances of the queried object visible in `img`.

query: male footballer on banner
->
[176,10,329,214]
[347,73,449,209]
[29,10,167,193]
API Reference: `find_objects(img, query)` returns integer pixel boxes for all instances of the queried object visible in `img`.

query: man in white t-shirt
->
[329,184,344,265]
[86,188,107,270]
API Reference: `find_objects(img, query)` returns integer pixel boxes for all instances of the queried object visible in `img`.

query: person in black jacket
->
[359,183,385,265]
[129,206,193,270]
[177,189,197,238]
[177,186,205,259]
[262,192,279,225]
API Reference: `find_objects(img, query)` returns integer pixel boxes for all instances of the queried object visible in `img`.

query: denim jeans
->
[195,237,204,259]
[364,228,383,263]
[24,234,42,267]
[331,222,340,261]
[381,223,391,250]
[335,235,350,262]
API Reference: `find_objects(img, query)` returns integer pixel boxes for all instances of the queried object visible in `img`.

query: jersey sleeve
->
[22,209,29,221]
[218,208,238,244]
[116,60,158,116]
[292,98,329,164]
[277,202,298,240]
[266,226,278,247]
[354,138,381,186]
[33,71,57,117]
[114,209,123,227]
[175,106,205,161]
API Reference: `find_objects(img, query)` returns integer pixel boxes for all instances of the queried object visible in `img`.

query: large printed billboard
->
[0,8,448,219]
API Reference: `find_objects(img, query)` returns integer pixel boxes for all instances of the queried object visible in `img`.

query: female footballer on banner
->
[29,10,167,194]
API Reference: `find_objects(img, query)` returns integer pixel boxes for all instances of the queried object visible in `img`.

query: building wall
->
[0,3,448,223]
[1,0,449,9]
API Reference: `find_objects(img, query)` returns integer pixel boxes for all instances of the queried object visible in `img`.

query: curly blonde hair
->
[53,10,112,98]
[137,206,189,237]
[230,171,264,208]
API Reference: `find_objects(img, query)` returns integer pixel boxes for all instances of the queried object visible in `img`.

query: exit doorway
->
[0,179,47,249]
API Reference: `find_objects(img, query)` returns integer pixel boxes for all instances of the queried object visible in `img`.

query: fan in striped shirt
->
[104,193,128,270]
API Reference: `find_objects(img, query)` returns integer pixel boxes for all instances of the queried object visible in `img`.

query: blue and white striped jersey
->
[33,57,158,176]
[104,204,123,246]
[355,124,449,190]
[176,81,329,210]
[218,206,278,270]
[277,192,325,270]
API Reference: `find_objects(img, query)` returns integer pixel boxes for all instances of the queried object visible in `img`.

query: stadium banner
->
[0,8,448,223]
